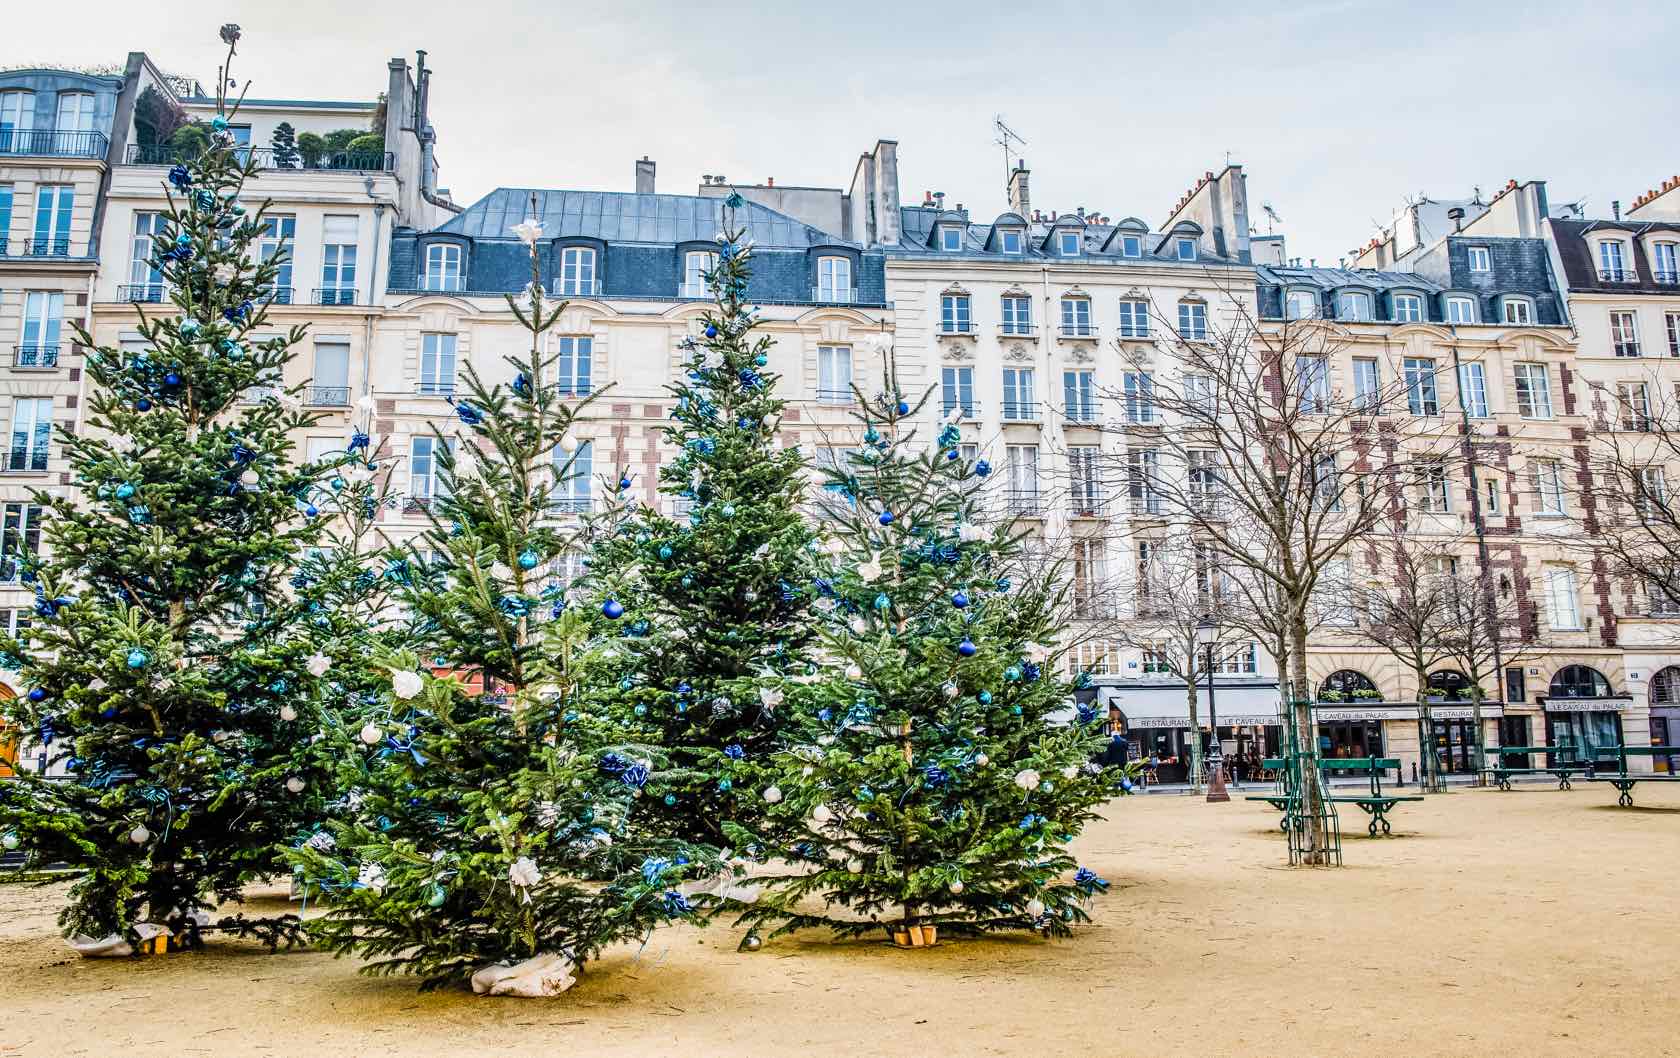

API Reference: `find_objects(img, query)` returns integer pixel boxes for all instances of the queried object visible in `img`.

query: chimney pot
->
[1612,200,1622,220]
[634,157,657,194]
[766,176,773,187]
[923,190,933,205]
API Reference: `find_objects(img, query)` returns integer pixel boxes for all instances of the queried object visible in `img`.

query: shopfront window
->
[1318,720,1383,759]
[1548,665,1611,699]
[1318,669,1380,701]
[1545,710,1622,765]
[1431,719,1480,774]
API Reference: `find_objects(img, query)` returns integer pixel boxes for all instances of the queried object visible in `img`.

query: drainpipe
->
[361,178,386,426]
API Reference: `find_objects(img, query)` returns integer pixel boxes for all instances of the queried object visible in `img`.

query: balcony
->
[1074,597,1119,620]
[124,143,394,173]
[1063,401,1103,425]
[8,345,60,369]
[416,379,457,397]
[811,286,858,304]
[307,386,350,407]
[1059,324,1099,340]
[1115,325,1151,342]
[6,236,72,258]
[418,274,466,293]
[1128,495,1165,517]
[998,324,1037,339]
[549,496,595,516]
[816,387,856,406]
[117,284,166,303]
[940,400,980,420]
[1000,401,1041,424]
[313,287,357,306]
[937,324,976,338]
[240,385,279,404]
[1004,490,1045,517]
[1597,268,1639,283]
[259,285,296,305]
[1068,495,1109,518]
[0,129,109,159]
[551,279,603,298]
[1656,271,1680,287]
[679,281,708,298]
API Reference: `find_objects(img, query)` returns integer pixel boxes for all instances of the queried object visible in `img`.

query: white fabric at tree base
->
[68,921,167,958]
[470,952,577,997]
[680,867,763,904]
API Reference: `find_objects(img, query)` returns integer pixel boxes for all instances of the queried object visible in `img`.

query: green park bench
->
[1486,746,1593,791]
[1319,757,1421,836]
[1244,757,1292,829]
[1583,745,1680,807]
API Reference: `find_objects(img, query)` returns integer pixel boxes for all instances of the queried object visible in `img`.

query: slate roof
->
[1256,265,1438,292]
[1548,217,1680,293]
[893,205,1243,265]
[436,188,858,249]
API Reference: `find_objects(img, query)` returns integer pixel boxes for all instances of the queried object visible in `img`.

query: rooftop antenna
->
[1261,202,1282,235]
[994,114,1027,187]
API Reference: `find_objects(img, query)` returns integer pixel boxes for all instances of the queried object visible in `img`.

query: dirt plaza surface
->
[1,782,1675,1058]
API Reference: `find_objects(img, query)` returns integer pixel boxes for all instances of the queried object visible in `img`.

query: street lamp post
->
[1197,616,1230,803]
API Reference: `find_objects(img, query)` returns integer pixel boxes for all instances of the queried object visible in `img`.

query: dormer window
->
[1121,234,1142,258]
[1445,295,1477,324]
[558,246,597,296]
[1286,290,1318,320]
[1175,237,1197,262]
[816,255,853,303]
[1467,246,1491,272]
[999,229,1023,254]
[1392,293,1423,322]
[1502,297,1533,325]
[939,226,963,252]
[1598,239,1629,282]
[1058,230,1081,256]
[421,243,463,292]
[682,250,717,298]
[1337,291,1371,322]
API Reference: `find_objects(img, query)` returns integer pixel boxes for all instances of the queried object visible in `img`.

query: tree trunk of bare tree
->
[1288,609,1330,863]
[1185,677,1204,794]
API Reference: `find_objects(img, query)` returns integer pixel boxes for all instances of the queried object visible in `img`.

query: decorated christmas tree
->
[734,363,1126,947]
[286,221,722,996]
[580,200,818,854]
[0,25,344,952]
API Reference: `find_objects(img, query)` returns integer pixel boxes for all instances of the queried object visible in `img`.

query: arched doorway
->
[1318,669,1379,700]
[1545,665,1621,763]
[1549,665,1611,698]
[1317,671,1384,759]
[1426,669,1474,701]
[1425,670,1481,773]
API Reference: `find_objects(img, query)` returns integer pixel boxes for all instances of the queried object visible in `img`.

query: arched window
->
[1319,670,1378,700]
[1650,666,1680,705]
[1427,669,1473,701]
[1549,665,1611,699]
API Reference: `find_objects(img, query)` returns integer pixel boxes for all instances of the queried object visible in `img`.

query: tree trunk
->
[1185,676,1203,794]
[1288,610,1330,863]
[1471,690,1487,788]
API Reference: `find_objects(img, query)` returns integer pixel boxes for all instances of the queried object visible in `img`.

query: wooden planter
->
[891,924,938,948]
[137,932,185,955]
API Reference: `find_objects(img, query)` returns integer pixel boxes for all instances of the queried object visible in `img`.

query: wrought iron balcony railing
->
[548,496,595,515]
[940,400,980,420]
[124,143,394,172]
[117,284,166,303]
[8,345,60,369]
[313,287,357,306]
[1655,271,1680,286]
[1597,268,1638,283]
[551,278,603,297]
[937,323,976,337]
[1000,401,1041,423]
[307,386,350,406]
[415,379,456,397]
[0,129,109,158]
[1128,495,1165,516]
[811,286,858,304]
[1068,495,1108,518]
[419,274,466,292]
[1059,324,1098,339]
[1063,401,1102,424]
[816,387,856,405]
[998,323,1037,338]
[259,285,296,305]
[1004,490,1045,517]
[9,236,72,257]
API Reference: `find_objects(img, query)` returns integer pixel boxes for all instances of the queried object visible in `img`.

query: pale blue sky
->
[17,0,1680,260]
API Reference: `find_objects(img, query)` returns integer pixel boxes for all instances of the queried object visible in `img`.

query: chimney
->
[1007,160,1031,218]
[1447,206,1465,232]
[872,139,902,246]
[923,190,933,206]
[635,156,656,194]
[933,191,945,210]
[766,176,774,187]
[1612,199,1621,220]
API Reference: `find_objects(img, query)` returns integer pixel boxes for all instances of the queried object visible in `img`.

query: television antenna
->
[1261,202,1282,234]
[994,114,1027,186]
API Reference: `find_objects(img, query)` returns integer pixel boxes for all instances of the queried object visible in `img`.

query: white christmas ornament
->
[357,862,387,893]
[844,663,863,681]
[305,653,331,678]
[762,786,783,804]
[279,705,298,723]
[1061,765,1079,779]
[856,552,883,583]
[949,879,964,894]
[1013,769,1040,791]
[811,805,832,823]
[391,670,424,700]
[559,435,578,454]
[214,262,238,283]
[508,856,542,898]
[510,218,546,245]
[975,753,989,766]
[355,393,378,413]
[359,722,384,745]
[758,687,784,712]
[285,776,306,794]
[848,616,868,635]
[128,824,150,844]
[240,469,260,486]
[943,681,959,698]
[88,678,107,692]
[1026,898,1045,917]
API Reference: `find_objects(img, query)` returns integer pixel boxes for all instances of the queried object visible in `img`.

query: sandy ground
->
[1,782,1676,1058]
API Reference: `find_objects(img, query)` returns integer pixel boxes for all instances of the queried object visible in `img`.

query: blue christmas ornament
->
[979,690,993,704]
[179,318,200,337]
[754,354,767,366]
[305,504,319,518]
[27,688,46,703]
[975,459,992,477]
[619,476,632,491]
[167,165,191,189]
[705,324,718,338]
[126,648,149,669]
[164,372,180,387]
[721,505,735,518]
[115,483,136,500]
[681,575,693,587]
[896,400,910,415]
[1005,665,1023,682]
[454,402,483,425]
[957,638,977,657]
[348,430,370,452]
[602,599,625,619]
[211,115,229,132]
[330,477,346,491]
[135,398,152,412]
[878,511,894,526]
[664,793,677,806]
[518,550,540,570]
[873,593,891,610]
[998,577,1012,592]
[717,777,734,791]
[952,591,969,609]
[658,545,673,560]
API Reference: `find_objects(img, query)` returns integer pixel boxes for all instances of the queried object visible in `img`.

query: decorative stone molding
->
[1004,344,1033,362]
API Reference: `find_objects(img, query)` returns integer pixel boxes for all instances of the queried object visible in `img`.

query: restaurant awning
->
[1098,681,1284,729]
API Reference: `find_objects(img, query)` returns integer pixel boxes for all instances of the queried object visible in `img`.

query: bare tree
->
[1582,372,1680,620]
[1439,564,1542,785]
[1094,297,1452,863]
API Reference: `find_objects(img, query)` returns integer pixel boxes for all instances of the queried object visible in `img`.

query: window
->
[418,333,457,395]
[555,336,593,396]
[1063,370,1096,423]
[817,344,852,404]
[1392,293,1424,322]
[258,214,295,301]
[1135,540,1160,610]
[1544,567,1582,630]
[1353,358,1381,412]
[1535,459,1566,515]
[409,436,453,501]
[1214,642,1259,675]
[682,250,716,297]
[421,243,463,292]
[0,184,11,248]
[1185,374,1217,413]
[1445,296,1476,324]
[1404,357,1439,416]
[1422,463,1452,513]
[1502,298,1532,325]
[1072,539,1108,616]
[32,185,73,255]
[1195,542,1228,606]
[1635,466,1666,518]
[1175,237,1197,261]
[1296,356,1329,413]
[1312,455,1342,511]
[1001,295,1032,335]
[1457,361,1489,418]
[1177,301,1208,340]
[1337,291,1371,321]
[552,440,593,513]
[1127,449,1161,514]
[1058,230,1081,256]
[54,91,94,152]
[999,229,1022,254]
[1611,311,1640,357]
[941,366,974,418]
[816,255,852,302]
[310,341,350,405]
[1069,446,1103,514]
[320,215,358,304]
[1060,297,1092,336]
[1005,445,1039,506]
[20,292,63,366]
[1512,363,1553,419]
[1001,367,1036,420]
[939,226,963,252]
[7,398,52,472]
[940,293,972,334]
[120,211,166,301]
[1120,234,1142,258]
[0,503,43,583]
[1598,240,1628,281]
[1117,300,1150,338]
[1140,642,1171,673]
[0,90,35,150]
[1617,381,1652,431]
[1319,560,1357,627]
[1467,246,1491,272]
[1484,477,1502,516]
[559,246,597,297]
[1667,312,1680,357]
[1654,241,1679,284]
[1188,450,1221,509]
[0,608,31,638]
[1123,371,1154,424]
[1286,290,1318,320]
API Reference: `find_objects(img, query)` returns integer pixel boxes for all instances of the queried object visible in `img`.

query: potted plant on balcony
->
[297,132,326,169]
[270,122,299,169]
